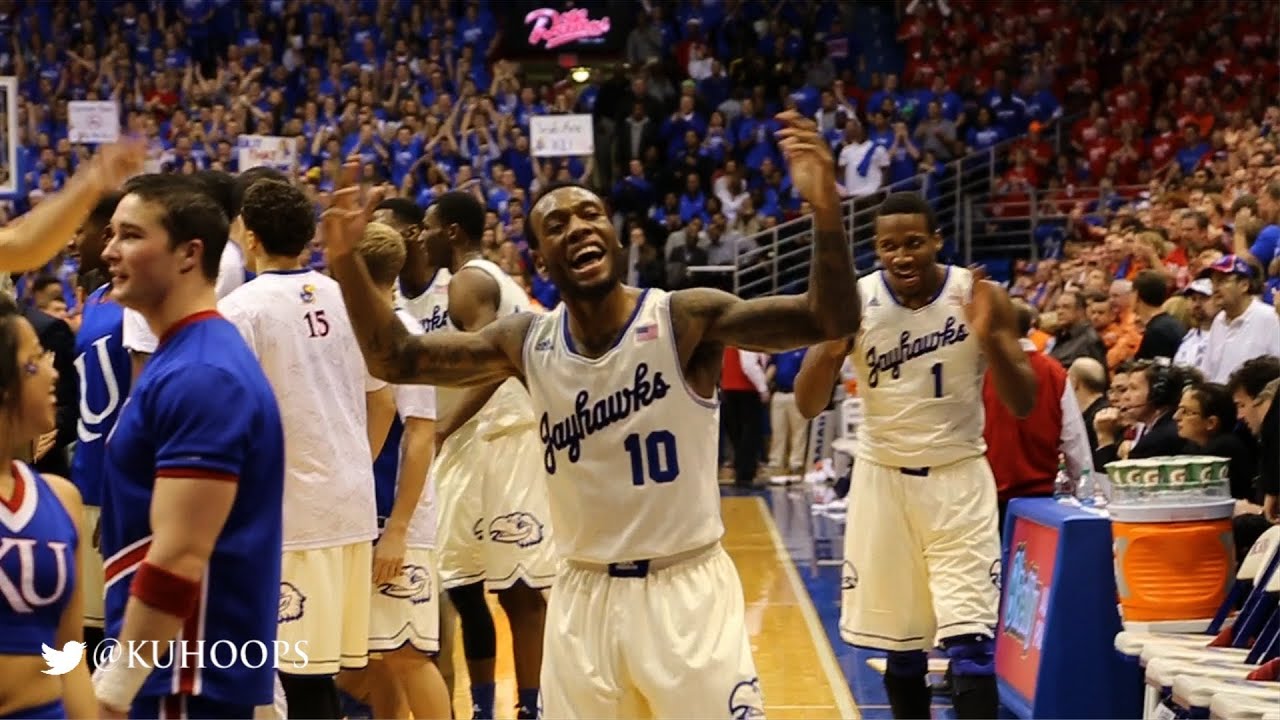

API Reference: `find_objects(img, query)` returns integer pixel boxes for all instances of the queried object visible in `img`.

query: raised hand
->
[85,137,147,194]
[775,110,838,212]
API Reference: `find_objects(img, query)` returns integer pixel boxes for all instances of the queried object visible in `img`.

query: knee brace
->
[447,583,497,660]
[885,649,929,678]
[941,634,995,677]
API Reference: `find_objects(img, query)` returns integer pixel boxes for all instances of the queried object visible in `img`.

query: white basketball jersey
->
[398,268,453,335]
[392,308,439,550]
[218,269,385,550]
[850,266,987,468]
[398,269,455,418]
[522,289,723,564]
[452,258,538,437]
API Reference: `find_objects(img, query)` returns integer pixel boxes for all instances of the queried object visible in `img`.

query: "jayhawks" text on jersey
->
[538,362,670,473]
[864,316,969,387]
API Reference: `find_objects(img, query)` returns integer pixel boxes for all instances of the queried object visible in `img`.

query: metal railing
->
[961,183,1150,266]
[722,117,1077,298]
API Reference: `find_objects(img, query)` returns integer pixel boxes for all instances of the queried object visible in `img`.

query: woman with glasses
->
[1175,382,1254,501]
[0,293,93,719]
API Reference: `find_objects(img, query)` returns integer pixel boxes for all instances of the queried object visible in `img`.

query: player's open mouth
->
[569,245,606,273]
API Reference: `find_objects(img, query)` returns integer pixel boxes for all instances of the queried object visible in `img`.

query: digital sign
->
[525,8,611,50]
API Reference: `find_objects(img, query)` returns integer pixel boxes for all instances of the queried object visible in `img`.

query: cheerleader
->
[0,293,92,719]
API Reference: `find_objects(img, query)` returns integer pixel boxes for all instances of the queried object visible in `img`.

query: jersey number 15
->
[305,310,330,338]
[624,431,680,486]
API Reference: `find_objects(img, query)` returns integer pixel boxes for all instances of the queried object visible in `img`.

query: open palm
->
[776,111,838,210]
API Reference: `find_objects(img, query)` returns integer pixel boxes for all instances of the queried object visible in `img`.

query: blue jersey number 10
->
[624,431,680,486]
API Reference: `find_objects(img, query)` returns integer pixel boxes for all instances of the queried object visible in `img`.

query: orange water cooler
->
[1110,500,1236,623]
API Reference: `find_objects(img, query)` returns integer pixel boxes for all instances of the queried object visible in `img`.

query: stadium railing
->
[722,117,1077,298]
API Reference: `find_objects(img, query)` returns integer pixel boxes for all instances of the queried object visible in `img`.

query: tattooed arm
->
[670,112,859,356]
[672,206,860,355]
[328,239,532,387]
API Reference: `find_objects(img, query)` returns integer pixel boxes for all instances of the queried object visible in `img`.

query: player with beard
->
[69,192,126,667]
[794,192,1037,720]
[324,112,858,718]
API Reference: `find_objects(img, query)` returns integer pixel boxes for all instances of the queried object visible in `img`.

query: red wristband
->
[130,562,200,619]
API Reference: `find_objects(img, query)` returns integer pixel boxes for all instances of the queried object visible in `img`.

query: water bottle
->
[1088,468,1109,510]
[1053,455,1075,502]
[1076,466,1095,507]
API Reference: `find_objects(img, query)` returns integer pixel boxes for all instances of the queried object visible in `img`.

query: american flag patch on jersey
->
[635,323,658,341]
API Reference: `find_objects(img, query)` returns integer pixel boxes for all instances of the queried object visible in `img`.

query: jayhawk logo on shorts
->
[472,518,486,541]
[841,560,858,590]
[279,582,306,622]
[300,284,316,303]
[488,512,544,547]
[378,564,433,605]
[728,677,765,720]
[989,558,1002,590]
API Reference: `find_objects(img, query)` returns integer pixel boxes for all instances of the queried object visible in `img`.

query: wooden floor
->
[448,496,857,719]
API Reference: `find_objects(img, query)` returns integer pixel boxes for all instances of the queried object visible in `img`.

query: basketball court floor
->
[447,489,958,719]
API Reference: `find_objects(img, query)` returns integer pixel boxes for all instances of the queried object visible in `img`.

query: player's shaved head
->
[241,179,315,258]
[431,191,485,247]
[876,192,937,235]
[356,222,407,287]
[1069,357,1108,395]
[374,197,424,231]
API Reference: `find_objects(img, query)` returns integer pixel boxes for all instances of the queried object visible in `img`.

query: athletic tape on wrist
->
[130,562,200,618]
[93,656,150,712]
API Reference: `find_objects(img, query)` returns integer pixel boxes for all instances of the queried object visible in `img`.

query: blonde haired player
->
[330,222,452,719]
[324,111,859,719]
[794,193,1037,720]
[217,179,396,719]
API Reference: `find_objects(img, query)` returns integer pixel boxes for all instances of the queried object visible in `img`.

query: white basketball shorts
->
[541,543,764,719]
[276,541,373,674]
[840,455,1001,652]
[434,424,558,592]
[367,546,440,655]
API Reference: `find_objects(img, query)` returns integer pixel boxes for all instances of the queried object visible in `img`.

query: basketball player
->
[217,178,395,719]
[324,111,859,718]
[94,174,286,717]
[415,191,556,720]
[0,139,144,273]
[793,192,1037,720]
[337,221,451,720]
[369,196,460,701]
[69,192,126,665]
[0,293,94,720]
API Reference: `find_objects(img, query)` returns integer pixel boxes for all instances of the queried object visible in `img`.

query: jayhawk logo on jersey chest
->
[488,513,544,547]
[278,582,306,622]
[377,564,432,605]
[728,677,765,720]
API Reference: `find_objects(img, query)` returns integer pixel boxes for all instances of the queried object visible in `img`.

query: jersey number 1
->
[624,431,679,486]
[931,362,944,398]
[305,310,330,338]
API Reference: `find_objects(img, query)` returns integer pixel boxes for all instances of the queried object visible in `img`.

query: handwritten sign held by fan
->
[530,114,594,158]
[237,135,299,172]
[68,101,121,145]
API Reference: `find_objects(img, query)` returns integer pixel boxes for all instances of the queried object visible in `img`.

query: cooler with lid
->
[1105,456,1236,624]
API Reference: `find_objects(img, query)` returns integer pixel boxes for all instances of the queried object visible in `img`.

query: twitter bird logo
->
[42,641,85,675]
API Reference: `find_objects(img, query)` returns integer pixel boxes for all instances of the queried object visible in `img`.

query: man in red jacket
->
[984,300,1093,535]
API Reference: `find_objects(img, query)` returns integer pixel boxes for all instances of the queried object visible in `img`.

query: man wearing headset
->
[1094,358,1197,465]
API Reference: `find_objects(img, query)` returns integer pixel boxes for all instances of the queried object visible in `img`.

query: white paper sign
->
[530,114,594,158]
[68,101,120,144]
[237,135,298,172]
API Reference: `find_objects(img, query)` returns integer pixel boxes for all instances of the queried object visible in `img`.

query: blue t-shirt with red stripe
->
[101,311,284,706]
